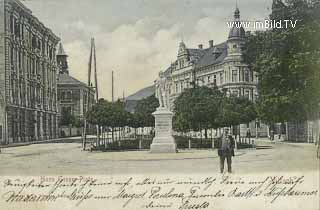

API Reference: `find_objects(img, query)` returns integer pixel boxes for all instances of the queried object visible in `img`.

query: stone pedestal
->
[150,107,177,153]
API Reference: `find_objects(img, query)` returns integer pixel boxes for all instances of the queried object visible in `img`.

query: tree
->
[59,107,84,129]
[243,0,320,124]
[59,108,74,126]
[134,94,159,129]
[219,96,257,139]
[127,112,143,138]
[174,86,224,139]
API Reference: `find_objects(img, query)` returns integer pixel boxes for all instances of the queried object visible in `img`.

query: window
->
[10,47,14,67]
[232,70,238,82]
[207,76,211,83]
[10,15,14,34]
[220,72,224,84]
[14,19,20,37]
[233,44,237,49]
[213,75,217,85]
[244,90,250,99]
[231,90,238,97]
[244,71,250,82]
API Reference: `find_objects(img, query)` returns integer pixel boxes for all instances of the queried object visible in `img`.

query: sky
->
[23,0,272,100]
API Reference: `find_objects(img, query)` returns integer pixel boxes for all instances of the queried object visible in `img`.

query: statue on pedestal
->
[151,71,177,153]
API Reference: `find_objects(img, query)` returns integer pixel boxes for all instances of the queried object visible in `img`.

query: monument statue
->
[155,71,168,109]
[151,71,177,153]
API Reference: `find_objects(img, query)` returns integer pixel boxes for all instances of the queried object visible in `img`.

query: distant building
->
[56,43,95,136]
[156,7,268,137]
[0,0,60,144]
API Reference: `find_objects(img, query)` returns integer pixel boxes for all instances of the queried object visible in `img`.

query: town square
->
[0,0,319,209]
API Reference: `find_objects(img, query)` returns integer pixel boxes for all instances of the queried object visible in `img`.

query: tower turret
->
[56,43,69,74]
[226,6,245,58]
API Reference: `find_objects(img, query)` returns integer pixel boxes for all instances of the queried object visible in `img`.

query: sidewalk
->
[254,137,316,147]
[0,136,83,149]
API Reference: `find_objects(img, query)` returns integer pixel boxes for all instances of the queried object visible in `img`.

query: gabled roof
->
[57,73,87,86]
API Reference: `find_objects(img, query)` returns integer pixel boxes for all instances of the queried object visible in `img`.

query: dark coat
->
[217,135,235,157]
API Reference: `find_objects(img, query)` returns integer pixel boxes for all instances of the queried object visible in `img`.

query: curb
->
[0,138,81,149]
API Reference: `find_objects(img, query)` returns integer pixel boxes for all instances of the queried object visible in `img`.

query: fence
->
[87,135,255,151]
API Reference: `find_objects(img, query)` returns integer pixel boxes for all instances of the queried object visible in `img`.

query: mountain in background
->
[125,85,155,112]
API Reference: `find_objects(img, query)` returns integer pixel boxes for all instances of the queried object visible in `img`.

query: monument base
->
[150,107,177,153]
[150,137,177,153]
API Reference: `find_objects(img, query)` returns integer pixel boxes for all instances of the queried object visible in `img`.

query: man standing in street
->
[217,127,235,173]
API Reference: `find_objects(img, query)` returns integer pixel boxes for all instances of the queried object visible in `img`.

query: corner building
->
[56,43,96,137]
[0,0,60,144]
[159,8,268,137]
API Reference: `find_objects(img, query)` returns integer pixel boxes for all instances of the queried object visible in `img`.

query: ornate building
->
[157,7,268,137]
[0,0,60,144]
[57,43,95,137]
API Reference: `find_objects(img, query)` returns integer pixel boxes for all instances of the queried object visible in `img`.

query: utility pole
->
[92,38,100,147]
[83,38,99,150]
[112,71,114,102]
[93,38,99,101]
[83,38,93,150]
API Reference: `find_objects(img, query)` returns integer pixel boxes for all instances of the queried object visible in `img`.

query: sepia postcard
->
[0,0,319,209]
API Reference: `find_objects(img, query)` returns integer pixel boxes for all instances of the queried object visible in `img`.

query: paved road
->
[0,140,318,175]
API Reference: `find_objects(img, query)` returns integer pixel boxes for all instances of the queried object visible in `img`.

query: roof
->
[57,43,67,56]
[57,73,87,86]
[195,42,228,68]
[228,7,246,39]
[228,25,246,38]
[187,48,207,59]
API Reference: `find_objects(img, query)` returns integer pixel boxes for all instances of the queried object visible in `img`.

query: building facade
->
[157,7,268,137]
[0,0,60,144]
[57,43,95,137]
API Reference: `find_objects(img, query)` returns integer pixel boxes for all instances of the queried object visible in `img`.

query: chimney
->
[209,40,214,48]
[198,44,203,49]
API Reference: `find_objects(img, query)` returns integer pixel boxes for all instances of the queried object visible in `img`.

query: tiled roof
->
[57,73,87,86]
[187,48,207,58]
[194,42,227,68]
